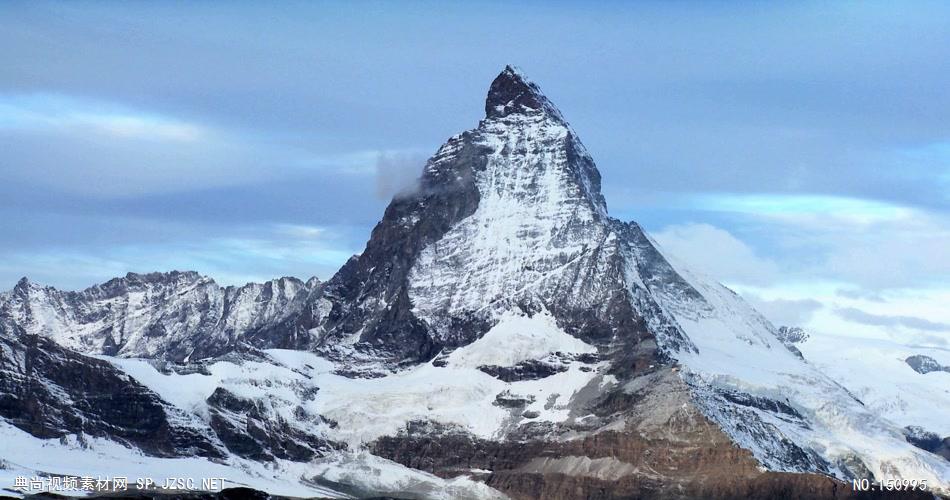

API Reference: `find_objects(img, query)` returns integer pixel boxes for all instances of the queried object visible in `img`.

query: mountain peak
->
[485,65,563,121]
[13,276,39,294]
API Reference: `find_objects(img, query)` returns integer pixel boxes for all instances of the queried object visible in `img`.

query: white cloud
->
[0,94,275,197]
[835,306,950,332]
[0,94,206,141]
[0,223,360,290]
[275,224,327,239]
[375,150,427,199]
[652,213,950,349]
[742,295,823,327]
[733,282,950,348]
[652,223,781,286]
[816,213,950,289]
[0,93,433,199]
[688,193,914,226]
[681,193,950,290]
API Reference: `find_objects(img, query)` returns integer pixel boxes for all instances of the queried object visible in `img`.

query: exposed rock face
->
[0,272,322,362]
[304,66,686,379]
[775,326,809,358]
[206,387,343,462]
[904,426,950,462]
[905,354,950,375]
[477,358,570,382]
[0,320,223,458]
[372,371,933,500]
[778,326,810,344]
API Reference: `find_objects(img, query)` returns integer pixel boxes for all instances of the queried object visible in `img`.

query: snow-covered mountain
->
[2,66,947,499]
[1,272,322,360]
[789,329,950,462]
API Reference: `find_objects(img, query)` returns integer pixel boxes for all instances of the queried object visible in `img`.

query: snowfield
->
[446,310,597,369]
[646,245,950,490]
[799,333,950,438]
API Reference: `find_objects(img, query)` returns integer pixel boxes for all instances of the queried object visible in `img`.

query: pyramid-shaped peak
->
[11,276,44,297]
[13,276,33,293]
[485,65,564,121]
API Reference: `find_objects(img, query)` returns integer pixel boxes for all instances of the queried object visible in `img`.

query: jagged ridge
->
[0,271,323,361]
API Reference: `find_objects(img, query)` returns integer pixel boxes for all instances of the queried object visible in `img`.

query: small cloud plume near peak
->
[275,224,327,240]
[374,150,428,200]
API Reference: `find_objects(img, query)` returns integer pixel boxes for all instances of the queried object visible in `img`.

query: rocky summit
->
[1,66,947,499]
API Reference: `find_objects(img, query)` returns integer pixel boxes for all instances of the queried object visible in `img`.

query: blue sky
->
[2,1,949,345]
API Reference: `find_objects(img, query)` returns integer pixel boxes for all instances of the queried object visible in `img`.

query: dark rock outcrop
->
[0,322,222,458]
[372,372,927,500]
[905,355,950,375]
[205,388,343,462]
[478,359,568,382]
[776,326,809,359]
[903,426,950,461]
[777,326,809,345]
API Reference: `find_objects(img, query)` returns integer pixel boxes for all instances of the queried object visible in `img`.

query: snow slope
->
[445,310,596,369]
[0,420,346,499]
[0,419,506,500]
[799,333,950,437]
[644,245,950,489]
[105,325,605,449]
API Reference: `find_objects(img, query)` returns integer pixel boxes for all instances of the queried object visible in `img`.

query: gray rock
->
[903,425,950,461]
[0,320,223,458]
[905,354,950,374]
[776,326,809,344]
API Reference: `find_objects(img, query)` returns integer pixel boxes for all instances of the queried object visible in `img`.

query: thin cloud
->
[835,307,950,333]
[687,194,913,226]
[0,93,434,201]
[275,224,327,239]
[0,93,206,141]
[836,288,887,303]
[743,295,823,327]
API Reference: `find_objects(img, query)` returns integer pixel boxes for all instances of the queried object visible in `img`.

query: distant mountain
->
[1,272,323,360]
[1,66,947,499]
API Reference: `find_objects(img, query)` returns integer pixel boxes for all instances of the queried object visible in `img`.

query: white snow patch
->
[309,452,507,500]
[447,310,595,369]
[101,357,220,417]
[0,421,345,498]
